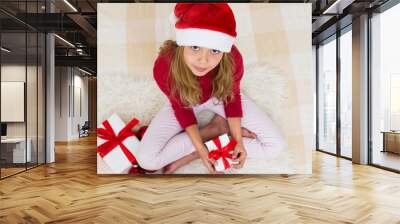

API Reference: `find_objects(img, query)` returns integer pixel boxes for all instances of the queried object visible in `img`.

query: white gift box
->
[204,133,238,172]
[97,113,140,174]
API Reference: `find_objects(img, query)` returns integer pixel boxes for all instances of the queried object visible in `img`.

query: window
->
[340,28,352,158]
[0,1,47,179]
[371,2,400,171]
[318,36,337,154]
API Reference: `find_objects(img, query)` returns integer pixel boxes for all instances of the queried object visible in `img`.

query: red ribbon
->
[97,118,139,165]
[208,136,237,170]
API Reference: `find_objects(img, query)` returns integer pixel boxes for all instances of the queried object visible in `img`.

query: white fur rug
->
[98,61,296,174]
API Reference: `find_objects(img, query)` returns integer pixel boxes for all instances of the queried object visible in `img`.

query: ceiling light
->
[1,47,11,53]
[323,0,341,14]
[322,0,356,15]
[54,34,75,48]
[63,0,78,12]
[78,67,93,76]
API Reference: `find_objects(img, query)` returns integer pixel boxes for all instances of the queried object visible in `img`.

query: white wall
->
[55,67,89,141]
[1,65,26,135]
[55,67,69,141]
[71,72,89,139]
[1,63,46,164]
[1,65,40,138]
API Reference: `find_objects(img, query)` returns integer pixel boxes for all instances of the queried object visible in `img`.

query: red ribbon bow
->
[208,136,237,170]
[97,118,139,165]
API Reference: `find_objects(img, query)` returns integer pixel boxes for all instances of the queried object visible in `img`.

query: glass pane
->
[318,37,337,154]
[38,32,45,165]
[371,4,400,171]
[340,29,352,158]
[25,0,39,169]
[27,31,38,169]
[1,30,27,177]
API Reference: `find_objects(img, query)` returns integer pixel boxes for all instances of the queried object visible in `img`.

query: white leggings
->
[134,94,286,171]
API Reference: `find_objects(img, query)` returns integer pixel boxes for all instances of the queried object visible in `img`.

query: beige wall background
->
[98,3,313,174]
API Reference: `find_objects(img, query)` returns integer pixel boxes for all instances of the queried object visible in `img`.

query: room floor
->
[0,162,43,178]
[373,150,400,171]
[0,135,399,223]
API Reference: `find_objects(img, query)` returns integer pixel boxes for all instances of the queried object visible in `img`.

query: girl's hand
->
[232,142,247,169]
[198,147,223,174]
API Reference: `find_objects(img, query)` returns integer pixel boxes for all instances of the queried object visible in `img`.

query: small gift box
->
[205,133,239,172]
[97,113,141,174]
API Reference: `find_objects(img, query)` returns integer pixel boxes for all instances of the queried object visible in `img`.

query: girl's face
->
[183,46,224,77]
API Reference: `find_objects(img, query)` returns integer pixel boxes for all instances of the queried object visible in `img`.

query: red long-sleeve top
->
[153,45,244,129]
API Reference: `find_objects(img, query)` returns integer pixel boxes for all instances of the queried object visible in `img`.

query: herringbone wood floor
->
[1,135,400,224]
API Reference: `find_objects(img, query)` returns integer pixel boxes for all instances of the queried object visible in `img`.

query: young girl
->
[135,3,286,174]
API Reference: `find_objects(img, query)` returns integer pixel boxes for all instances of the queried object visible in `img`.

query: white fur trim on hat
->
[175,28,235,52]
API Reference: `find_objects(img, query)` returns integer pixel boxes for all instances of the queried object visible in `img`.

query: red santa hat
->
[171,3,237,53]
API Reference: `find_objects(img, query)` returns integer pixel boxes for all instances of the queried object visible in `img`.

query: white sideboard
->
[1,138,32,163]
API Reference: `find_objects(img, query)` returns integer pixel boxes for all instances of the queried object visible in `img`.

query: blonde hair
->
[159,40,235,107]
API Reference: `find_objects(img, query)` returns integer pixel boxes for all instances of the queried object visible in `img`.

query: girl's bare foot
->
[209,114,257,139]
[241,127,257,139]
[163,114,257,174]
[163,151,200,174]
